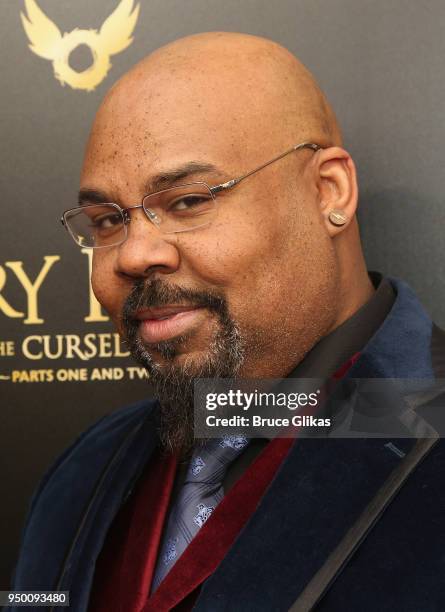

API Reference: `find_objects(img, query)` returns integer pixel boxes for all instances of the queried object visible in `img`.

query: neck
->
[327,220,375,332]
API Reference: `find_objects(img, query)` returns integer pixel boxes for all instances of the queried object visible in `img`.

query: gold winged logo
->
[20,0,140,91]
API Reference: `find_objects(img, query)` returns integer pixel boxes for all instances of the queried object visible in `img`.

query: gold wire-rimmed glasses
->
[61,141,321,249]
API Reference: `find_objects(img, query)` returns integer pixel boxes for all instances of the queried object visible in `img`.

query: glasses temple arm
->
[211,142,321,194]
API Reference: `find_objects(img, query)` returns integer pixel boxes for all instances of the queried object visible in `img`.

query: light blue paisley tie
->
[151,434,249,592]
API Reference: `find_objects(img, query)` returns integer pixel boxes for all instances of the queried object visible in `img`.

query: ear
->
[315,147,358,236]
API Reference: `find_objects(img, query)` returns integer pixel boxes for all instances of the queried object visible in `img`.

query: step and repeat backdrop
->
[1,0,444,587]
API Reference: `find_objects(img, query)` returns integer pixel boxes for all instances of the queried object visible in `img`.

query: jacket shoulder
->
[24,398,158,536]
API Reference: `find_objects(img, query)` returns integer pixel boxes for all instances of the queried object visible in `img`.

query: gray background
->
[1,0,444,588]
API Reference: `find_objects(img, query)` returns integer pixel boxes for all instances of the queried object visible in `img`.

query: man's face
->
[80,64,338,448]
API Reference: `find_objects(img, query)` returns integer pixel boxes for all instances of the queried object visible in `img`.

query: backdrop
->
[1,0,444,588]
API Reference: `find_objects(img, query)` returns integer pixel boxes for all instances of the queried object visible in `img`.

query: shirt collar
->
[287,272,395,381]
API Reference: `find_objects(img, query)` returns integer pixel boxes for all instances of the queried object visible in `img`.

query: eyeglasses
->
[61,141,321,249]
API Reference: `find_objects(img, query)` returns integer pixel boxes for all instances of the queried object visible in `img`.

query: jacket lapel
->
[50,403,160,612]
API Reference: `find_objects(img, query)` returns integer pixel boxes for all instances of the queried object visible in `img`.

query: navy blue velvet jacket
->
[9,278,445,611]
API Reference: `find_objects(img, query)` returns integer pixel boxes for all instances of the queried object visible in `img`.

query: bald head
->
[94,32,341,162]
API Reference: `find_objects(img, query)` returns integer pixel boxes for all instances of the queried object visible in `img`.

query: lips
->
[135,304,206,343]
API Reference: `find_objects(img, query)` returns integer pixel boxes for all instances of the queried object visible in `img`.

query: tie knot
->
[187,434,249,482]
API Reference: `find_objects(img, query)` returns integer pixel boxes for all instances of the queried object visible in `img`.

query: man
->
[10,33,445,611]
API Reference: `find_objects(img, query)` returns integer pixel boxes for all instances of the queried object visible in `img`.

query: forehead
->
[81,64,291,196]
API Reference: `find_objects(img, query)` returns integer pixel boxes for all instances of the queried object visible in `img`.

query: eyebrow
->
[78,161,222,206]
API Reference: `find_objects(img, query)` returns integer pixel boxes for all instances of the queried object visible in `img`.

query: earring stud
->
[328,210,348,226]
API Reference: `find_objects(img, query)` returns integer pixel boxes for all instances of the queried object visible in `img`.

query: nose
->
[115,207,180,279]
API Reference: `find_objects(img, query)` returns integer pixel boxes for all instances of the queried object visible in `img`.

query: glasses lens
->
[143,183,216,233]
[64,204,125,248]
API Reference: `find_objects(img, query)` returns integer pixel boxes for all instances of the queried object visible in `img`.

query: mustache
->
[121,278,228,328]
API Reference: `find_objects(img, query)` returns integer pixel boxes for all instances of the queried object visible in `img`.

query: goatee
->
[122,278,244,456]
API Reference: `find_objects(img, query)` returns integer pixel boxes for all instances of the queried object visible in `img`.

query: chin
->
[155,349,219,377]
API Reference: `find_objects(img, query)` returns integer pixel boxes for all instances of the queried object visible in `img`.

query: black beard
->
[121,278,244,456]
